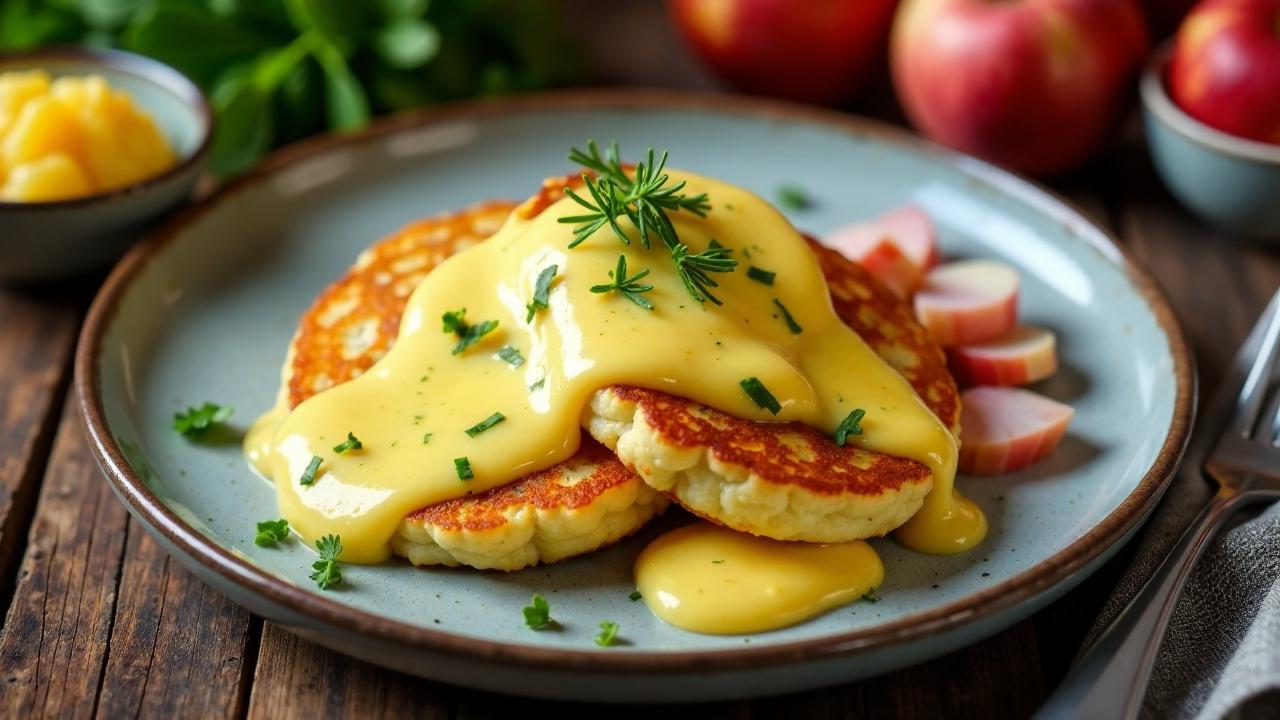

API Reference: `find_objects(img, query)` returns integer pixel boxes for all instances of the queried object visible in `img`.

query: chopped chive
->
[299,455,323,486]
[496,346,525,368]
[441,308,468,334]
[773,299,803,334]
[454,457,473,480]
[525,264,558,322]
[332,431,363,454]
[712,559,724,564]
[746,266,775,285]
[529,378,546,392]
[464,412,506,438]
[254,518,289,547]
[628,590,642,602]
[442,308,499,354]
[777,185,811,211]
[595,621,620,647]
[422,432,433,445]
[739,377,781,415]
[834,408,866,446]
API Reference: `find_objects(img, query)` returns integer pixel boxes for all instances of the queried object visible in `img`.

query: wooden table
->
[3,14,1279,720]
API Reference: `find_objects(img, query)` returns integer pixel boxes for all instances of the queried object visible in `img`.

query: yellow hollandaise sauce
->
[248,169,984,563]
[635,523,884,634]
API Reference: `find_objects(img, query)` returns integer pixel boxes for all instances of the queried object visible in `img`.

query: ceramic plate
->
[77,92,1193,702]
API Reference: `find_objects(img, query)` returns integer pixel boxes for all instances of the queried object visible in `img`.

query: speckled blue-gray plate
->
[76,92,1193,703]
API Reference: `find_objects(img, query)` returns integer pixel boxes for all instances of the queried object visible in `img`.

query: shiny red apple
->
[667,0,900,105]
[891,0,1149,175]
[1168,0,1280,144]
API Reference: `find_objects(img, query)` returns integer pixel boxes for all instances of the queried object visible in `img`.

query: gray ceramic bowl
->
[1141,42,1280,239]
[0,46,212,283]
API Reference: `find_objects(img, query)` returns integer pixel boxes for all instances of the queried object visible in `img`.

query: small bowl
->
[0,46,212,283]
[1141,42,1280,240]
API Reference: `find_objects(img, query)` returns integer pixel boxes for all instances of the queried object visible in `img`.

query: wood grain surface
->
[2,7,1278,718]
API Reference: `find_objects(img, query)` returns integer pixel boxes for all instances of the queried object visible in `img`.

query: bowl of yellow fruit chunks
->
[0,47,211,283]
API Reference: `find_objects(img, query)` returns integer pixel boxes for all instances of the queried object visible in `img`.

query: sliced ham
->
[958,386,1074,475]
[914,260,1019,346]
[948,325,1057,387]
[826,205,939,295]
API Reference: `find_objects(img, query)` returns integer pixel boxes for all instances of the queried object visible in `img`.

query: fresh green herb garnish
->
[310,534,343,590]
[441,308,498,355]
[862,589,881,604]
[464,412,506,437]
[523,594,553,630]
[173,402,232,439]
[422,433,433,445]
[712,559,724,564]
[595,621,620,647]
[529,378,546,392]
[525,264,559,322]
[299,455,323,486]
[254,519,289,547]
[739,377,781,415]
[561,141,736,304]
[497,346,525,368]
[628,590,642,602]
[834,409,866,446]
[777,185,812,211]
[590,254,654,310]
[773,299,803,334]
[746,266,776,286]
[332,431,363,454]
[454,457,474,480]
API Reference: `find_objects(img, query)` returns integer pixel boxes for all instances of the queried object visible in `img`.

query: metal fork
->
[1038,288,1280,720]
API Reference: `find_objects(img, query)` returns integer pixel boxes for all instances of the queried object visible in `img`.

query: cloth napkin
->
[1083,464,1280,719]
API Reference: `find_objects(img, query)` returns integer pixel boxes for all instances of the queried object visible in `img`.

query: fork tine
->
[1224,290,1280,439]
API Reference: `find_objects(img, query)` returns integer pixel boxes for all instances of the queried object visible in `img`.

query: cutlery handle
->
[1034,490,1243,720]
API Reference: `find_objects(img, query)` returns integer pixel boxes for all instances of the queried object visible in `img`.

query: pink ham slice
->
[826,205,940,296]
[914,260,1019,346]
[948,325,1058,387]
[958,386,1074,475]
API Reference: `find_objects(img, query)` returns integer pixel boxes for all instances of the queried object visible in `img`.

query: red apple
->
[667,0,900,105]
[1168,0,1280,144]
[891,0,1149,175]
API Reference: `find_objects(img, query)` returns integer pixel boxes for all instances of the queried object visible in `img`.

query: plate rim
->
[75,89,1195,673]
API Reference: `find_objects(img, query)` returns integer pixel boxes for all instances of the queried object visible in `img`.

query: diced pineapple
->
[0,153,92,202]
[0,70,51,139]
[1,95,86,172]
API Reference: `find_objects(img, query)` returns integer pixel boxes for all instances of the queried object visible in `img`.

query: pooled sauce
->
[635,523,884,634]
[247,170,981,564]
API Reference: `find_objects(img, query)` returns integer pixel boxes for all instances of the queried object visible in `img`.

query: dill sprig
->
[560,141,735,305]
[590,254,655,310]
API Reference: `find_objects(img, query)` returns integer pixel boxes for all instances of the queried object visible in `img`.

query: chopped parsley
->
[172,402,232,439]
[773,299,803,334]
[523,594,553,630]
[595,621,620,647]
[739,377,781,415]
[834,408,866,446]
[464,412,506,437]
[628,590,642,602]
[332,431,363,454]
[777,184,812,211]
[590,254,654,310]
[746,266,775,286]
[299,455,323,486]
[525,264,558,322]
[254,519,289,547]
[454,457,474,480]
[310,534,343,590]
[441,308,499,355]
[496,346,525,368]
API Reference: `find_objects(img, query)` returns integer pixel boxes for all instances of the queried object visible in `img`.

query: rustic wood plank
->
[0,288,83,607]
[0,396,128,719]
[246,623,453,719]
[94,524,256,719]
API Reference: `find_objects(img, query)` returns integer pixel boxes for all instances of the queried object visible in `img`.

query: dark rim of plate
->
[75,90,1195,674]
